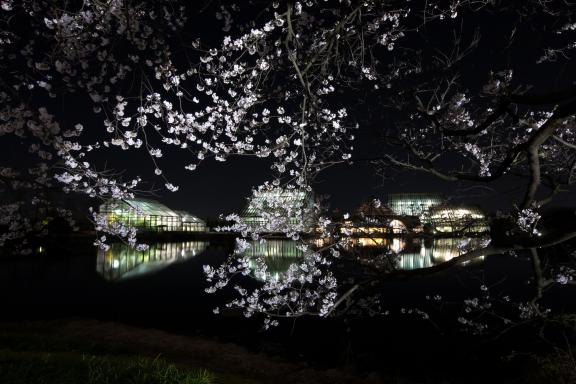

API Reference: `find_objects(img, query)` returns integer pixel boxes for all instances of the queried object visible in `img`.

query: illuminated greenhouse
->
[175,210,207,232]
[99,198,206,232]
[386,193,444,217]
[428,206,488,234]
[241,188,316,230]
[343,201,408,235]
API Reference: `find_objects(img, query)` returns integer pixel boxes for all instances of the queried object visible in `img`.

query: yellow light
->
[391,238,405,253]
[356,237,387,247]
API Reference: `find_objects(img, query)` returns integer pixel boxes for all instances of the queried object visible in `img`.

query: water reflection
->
[242,240,303,281]
[349,237,487,270]
[242,237,487,282]
[96,241,208,281]
[95,237,486,283]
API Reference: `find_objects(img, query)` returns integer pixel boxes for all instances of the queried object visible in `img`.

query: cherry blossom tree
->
[197,0,576,328]
[1,0,576,331]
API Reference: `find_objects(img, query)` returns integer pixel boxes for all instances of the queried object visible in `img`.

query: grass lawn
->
[1,320,575,383]
[0,326,256,384]
[0,350,214,384]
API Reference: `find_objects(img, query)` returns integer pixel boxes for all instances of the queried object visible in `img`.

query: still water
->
[96,241,209,281]
[0,233,563,352]
[1,235,574,381]
[95,237,487,282]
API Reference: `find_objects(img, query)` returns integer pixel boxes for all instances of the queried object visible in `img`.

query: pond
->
[94,237,488,282]
[96,241,209,281]
[0,236,496,323]
[1,235,574,377]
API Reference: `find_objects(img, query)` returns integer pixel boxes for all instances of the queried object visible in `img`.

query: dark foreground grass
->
[0,326,258,384]
[5,320,573,384]
[0,350,214,384]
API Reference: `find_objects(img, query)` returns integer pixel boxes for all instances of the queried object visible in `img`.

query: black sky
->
[4,1,576,219]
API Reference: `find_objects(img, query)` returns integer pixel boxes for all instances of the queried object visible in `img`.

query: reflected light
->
[353,236,488,271]
[96,241,208,281]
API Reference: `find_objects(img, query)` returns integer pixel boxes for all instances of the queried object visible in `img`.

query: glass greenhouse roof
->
[174,210,204,223]
[123,198,180,216]
[101,198,179,217]
[101,198,205,222]
[386,193,445,216]
[429,205,485,218]
[387,193,444,203]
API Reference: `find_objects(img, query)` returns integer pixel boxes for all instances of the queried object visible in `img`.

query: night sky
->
[99,4,574,218]
[72,113,576,220]
[3,1,576,220]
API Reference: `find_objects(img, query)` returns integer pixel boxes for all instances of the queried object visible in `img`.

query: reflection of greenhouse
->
[99,198,206,232]
[238,237,486,283]
[350,237,405,252]
[241,189,316,230]
[242,239,303,281]
[350,237,486,270]
[395,238,465,269]
[96,241,208,281]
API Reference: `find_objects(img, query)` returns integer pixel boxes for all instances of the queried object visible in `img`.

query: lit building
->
[342,200,416,235]
[349,201,396,234]
[99,198,206,232]
[174,210,207,232]
[386,193,444,217]
[343,195,486,235]
[428,206,488,234]
[241,188,316,230]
